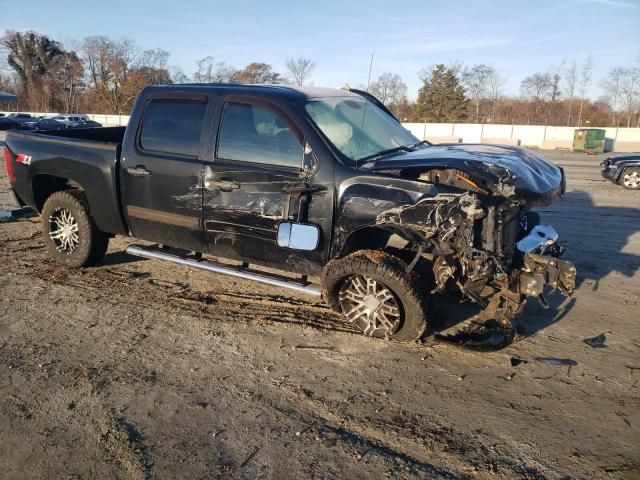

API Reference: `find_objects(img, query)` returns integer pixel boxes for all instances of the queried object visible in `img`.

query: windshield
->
[305,97,418,164]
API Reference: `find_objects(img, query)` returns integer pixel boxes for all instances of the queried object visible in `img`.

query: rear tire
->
[41,190,109,267]
[322,249,429,342]
[620,168,640,190]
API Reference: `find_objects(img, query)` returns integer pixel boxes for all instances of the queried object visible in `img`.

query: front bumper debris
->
[437,224,576,350]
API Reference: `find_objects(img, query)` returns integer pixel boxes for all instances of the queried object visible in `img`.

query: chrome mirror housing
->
[277,222,320,251]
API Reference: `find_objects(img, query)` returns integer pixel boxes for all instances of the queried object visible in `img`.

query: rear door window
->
[139,100,207,157]
[216,102,302,168]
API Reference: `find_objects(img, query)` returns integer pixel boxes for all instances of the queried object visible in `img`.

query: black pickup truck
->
[3,84,576,344]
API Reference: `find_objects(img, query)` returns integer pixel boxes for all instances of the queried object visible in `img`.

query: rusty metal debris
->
[510,356,528,367]
[293,345,336,351]
[435,320,516,351]
[534,357,577,366]
[583,333,607,348]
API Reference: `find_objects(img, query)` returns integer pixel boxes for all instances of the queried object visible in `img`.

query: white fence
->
[3,111,640,152]
[404,122,640,152]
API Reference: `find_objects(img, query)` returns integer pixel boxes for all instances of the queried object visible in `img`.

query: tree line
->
[1,30,638,127]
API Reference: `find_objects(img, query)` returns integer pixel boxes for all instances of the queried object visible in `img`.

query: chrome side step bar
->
[126,245,322,296]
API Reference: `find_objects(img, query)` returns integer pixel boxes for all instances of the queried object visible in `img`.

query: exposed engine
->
[376,189,576,349]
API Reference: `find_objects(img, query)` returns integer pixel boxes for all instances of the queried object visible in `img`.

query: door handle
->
[205,177,241,192]
[126,165,151,177]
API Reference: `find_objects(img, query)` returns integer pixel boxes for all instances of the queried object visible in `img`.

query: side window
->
[217,102,302,168]
[139,100,207,157]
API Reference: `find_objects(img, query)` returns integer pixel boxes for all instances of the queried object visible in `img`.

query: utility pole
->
[366,53,374,92]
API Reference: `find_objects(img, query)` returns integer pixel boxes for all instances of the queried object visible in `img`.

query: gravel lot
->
[1,149,639,479]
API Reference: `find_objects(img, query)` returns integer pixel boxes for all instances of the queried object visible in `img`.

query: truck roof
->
[153,83,360,100]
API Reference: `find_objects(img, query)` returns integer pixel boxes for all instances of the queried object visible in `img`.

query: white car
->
[51,115,90,126]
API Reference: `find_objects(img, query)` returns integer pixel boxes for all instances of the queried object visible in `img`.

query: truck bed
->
[5,127,129,235]
[42,126,126,144]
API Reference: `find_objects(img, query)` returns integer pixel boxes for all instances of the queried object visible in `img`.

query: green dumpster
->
[573,128,606,153]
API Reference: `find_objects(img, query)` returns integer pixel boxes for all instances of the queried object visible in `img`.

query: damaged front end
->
[370,146,576,348]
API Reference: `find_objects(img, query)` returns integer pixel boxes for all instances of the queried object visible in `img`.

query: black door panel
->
[202,97,334,275]
[121,95,213,252]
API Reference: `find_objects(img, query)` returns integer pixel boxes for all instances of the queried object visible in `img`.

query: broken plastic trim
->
[516,225,559,254]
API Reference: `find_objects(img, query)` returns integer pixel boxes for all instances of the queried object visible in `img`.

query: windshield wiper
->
[360,140,431,162]
[360,145,413,162]
[408,140,432,148]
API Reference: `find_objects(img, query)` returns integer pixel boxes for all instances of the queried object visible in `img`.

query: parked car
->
[601,154,640,190]
[22,118,68,131]
[70,120,102,129]
[3,84,576,344]
[0,116,20,130]
[51,114,90,127]
[7,113,33,124]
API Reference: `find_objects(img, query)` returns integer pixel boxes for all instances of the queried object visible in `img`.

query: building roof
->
[0,91,18,101]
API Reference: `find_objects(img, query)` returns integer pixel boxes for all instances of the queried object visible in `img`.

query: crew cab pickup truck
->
[4,84,576,344]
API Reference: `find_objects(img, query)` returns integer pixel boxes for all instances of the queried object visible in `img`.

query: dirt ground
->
[0,149,639,479]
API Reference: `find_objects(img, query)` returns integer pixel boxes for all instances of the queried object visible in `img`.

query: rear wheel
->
[620,168,640,190]
[41,190,109,267]
[322,250,429,342]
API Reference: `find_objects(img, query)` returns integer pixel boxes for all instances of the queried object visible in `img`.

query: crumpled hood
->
[362,144,565,205]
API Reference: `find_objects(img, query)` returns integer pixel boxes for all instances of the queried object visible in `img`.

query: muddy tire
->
[322,249,429,342]
[41,190,109,268]
[620,168,640,190]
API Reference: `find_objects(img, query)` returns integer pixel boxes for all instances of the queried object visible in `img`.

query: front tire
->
[322,250,429,342]
[41,190,109,267]
[620,168,640,190]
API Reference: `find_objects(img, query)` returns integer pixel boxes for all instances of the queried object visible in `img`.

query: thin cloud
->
[380,34,512,55]
[511,19,640,48]
[582,0,640,9]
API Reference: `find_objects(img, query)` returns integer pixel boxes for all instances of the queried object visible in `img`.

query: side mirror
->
[301,142,319,179]
[277,222,320,251]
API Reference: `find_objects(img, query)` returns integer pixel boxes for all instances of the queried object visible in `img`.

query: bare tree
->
[193,56,233,83]
[600,67,624,126]
[564,60,577,125]
[369,73,409,117]
[82,36,169,114]
[131,48,171,85]
[547,61,564,124]
[520,73,552,123]
[170,65,190,83]
[285,57,315,86]
[462,64,494,121]
[486,68,505,122]
[229,63,281,84]
[619,66,640,127]
[576,55,593,127]
[53,51,84,113]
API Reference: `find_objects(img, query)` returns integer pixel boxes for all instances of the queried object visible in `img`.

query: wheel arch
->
[335,224,424,259]
[32,174,84,212]
[31,172,127,235]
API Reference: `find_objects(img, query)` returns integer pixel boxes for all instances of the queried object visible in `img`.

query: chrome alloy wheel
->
[48,207,79,254]
[622,170,640,189]
[338,275,401,337]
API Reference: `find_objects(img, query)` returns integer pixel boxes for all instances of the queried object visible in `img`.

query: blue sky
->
[2,0,639,99]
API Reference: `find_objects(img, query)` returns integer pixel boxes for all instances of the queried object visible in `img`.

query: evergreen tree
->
[414,64,469,122]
